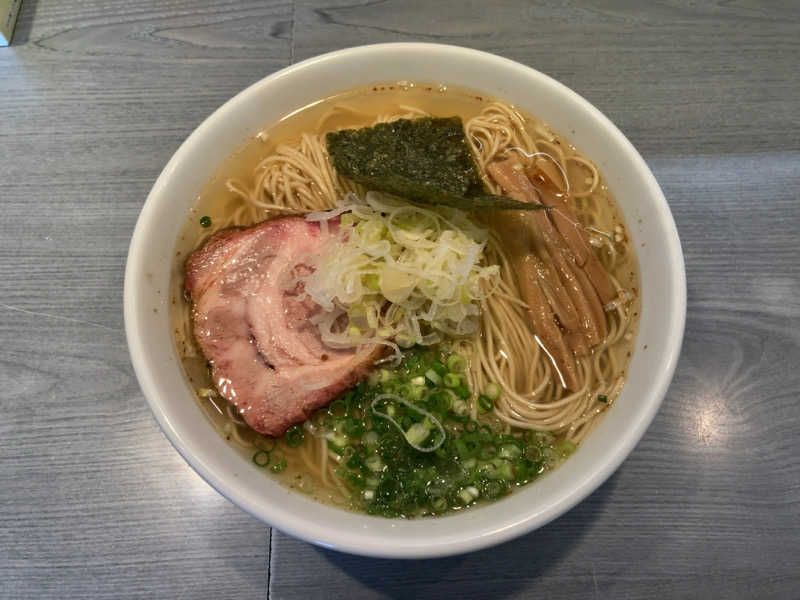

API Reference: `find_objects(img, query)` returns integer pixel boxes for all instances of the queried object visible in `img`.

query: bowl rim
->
[124,42,686,558]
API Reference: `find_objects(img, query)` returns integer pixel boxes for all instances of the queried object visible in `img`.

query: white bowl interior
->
[124,43,685,558]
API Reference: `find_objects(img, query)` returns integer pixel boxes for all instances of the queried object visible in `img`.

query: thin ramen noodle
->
[171,83,639,513]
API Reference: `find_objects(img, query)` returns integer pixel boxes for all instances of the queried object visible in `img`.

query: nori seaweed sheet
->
[326,117,544,211]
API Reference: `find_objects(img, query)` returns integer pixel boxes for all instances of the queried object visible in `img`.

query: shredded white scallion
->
[300,191,499,360]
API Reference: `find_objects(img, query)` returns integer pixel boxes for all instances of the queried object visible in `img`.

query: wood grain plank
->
[293,0,800,157]
[0,313,271,599]
[11,0,293,59]
[1,0,292,597]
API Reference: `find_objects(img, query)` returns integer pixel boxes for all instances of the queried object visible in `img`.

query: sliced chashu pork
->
[185,216,380,436]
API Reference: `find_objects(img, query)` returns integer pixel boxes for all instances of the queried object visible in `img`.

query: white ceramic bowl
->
[124,43,685,558]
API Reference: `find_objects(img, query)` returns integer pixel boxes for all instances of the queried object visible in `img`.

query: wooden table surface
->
[2,1,799,598]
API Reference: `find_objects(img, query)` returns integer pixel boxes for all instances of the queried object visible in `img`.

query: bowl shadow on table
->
[315,471,618,598]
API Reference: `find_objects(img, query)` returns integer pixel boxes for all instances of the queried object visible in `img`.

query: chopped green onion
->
[408,384,425,401]
[484,382,501,400]
[525,445,543,462]
[343,470,365,489]
[285,425,304,447]
[598,394,608,403]
[454,385,471,400]
[478,461,496,478]
[427,391,450,413]
[455,436,479,458]
[431,496,448,512]
[395,383,413,399]
[425,369,442,385]
[452,399,469,416]
[342,417,365,437]
[431,361,448,377]
[365,454,385,472]
[499,443,522,460]
[252,450,270,467]
[325,431,348,448]
[555,440,577,457]
[458,486,480,504]
[276,348,570,517]
[199,215,212,228]
[542,447,559,466]
[446,354,467,372]
[405,423,430,446]
[479,444,498,460]
[443,373,461,388]
[371,394,446,453]
[494,461,514,480]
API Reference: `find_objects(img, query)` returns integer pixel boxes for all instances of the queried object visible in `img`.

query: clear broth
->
[170,83,640,510]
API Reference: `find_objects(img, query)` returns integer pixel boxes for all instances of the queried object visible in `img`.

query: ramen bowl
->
[124,43,685,558]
